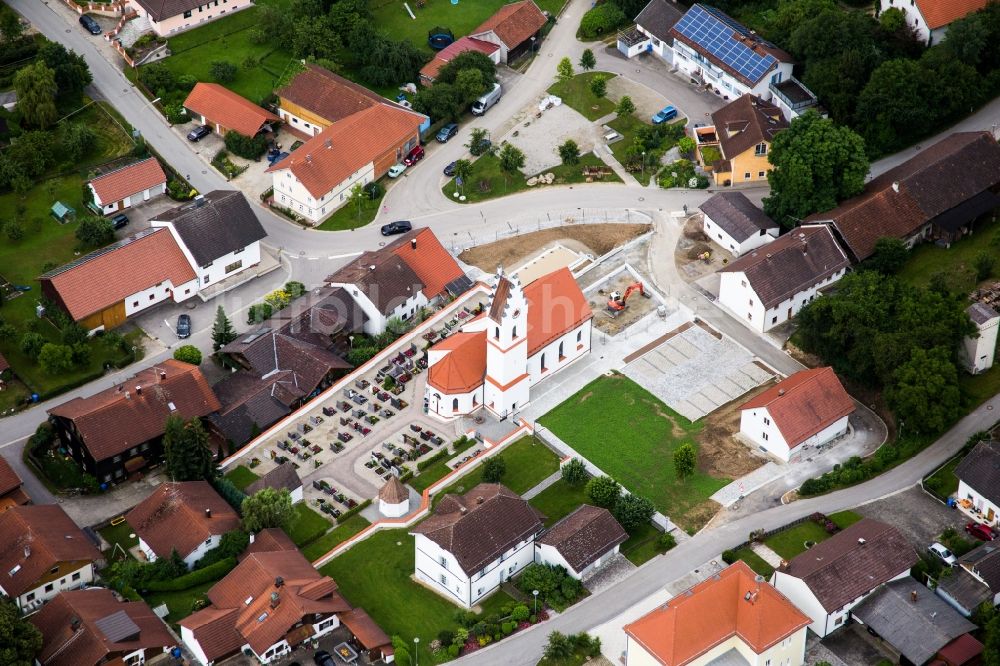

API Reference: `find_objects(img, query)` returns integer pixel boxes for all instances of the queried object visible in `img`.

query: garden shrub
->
[579,4,627,39]
[518,563,583,611]
[173,345,202,365]
[224,131,268,160]
[418,449,449,471]
[284,281,306,298]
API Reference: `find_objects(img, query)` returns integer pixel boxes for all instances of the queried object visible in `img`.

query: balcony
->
[769,76,818,112]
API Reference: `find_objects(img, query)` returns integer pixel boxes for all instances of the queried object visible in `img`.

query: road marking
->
[327,252,363,260]
[0,436,28,451]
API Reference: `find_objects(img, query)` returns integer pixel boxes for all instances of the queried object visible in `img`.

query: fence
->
[445,208,654,255]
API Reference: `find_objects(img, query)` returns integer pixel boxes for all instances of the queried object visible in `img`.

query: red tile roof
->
[184,82,279,137]
[181,548,350,662]
[625,561,810,665]
[48,359,221,463]
[0,456,23,497]
[524,267,592,355]
[391,228,466,300]
[126,481,241,561]
[278,63,411,125]
[428,331,487,393]
[268,103,424,198]
[473,0,547,50]
[0,505,101,597]
[916,0,990,29]
[740,367,855,449]
[30,588,174,666]
[39,228,196,322]
[420,36,499,81]
[240,527,297,561]
[88,157,166,205]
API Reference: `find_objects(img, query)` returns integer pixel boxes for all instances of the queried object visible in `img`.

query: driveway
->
[856,485,969,550]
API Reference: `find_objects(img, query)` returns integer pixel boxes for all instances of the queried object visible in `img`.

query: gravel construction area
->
[458,223,649,273]
[697,383,771,478]
[504,103,599,175]
[588,271,660,336]
[624,324,773,421]
[606,76,676,122]
[856,485,968,549]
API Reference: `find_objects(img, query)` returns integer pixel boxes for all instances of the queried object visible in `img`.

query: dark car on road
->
[966,522,997,541]
[80,15,102,35]
[111,213,129,230]
[187,125,211,142]
[443,161,457,177]
[313,651,335,666]
[381,220,412,236]
[176,314,192,339]
[436,123,458,143]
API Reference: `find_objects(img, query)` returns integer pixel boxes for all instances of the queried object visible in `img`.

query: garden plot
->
[624,324,773,420]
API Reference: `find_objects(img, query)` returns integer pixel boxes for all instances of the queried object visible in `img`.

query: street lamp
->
[642,151,646,179]
[532,589,539,614]
[349,335,354,349]
[414,637,420,666]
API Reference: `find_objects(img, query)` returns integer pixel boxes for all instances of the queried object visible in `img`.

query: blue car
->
[436,123,459,143]
[652,105,678,124]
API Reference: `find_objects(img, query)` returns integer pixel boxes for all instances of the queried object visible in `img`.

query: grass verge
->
[316,186,386,231]
[223,465,259,490]
[285,503,332,547]
[300,513,371,562]
[547,72,617,121]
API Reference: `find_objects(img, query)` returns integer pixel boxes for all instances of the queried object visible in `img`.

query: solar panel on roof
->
[673,4,777,84]
[445,274,473,297]
[94,610,141,643]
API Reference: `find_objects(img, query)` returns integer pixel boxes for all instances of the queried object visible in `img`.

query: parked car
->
[928,542,958,566]
[652,105,678,124]
[471,82,502,115]
[79,15,102,35]
[403,144,425,166]
[110,213,129,230]
[965,522,997,541]
[443,161,458,177]
[186,125,211,142]
[436,123,459,143]
[313,652,335,666]
[388,163,407,178]
[381,220,412,236]
[176,314,191,339]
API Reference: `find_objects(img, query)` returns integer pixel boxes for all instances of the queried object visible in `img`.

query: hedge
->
[417,449,449,471]
[335,499,372,526]
[144,557,235,592]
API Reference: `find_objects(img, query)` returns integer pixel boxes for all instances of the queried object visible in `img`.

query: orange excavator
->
[607,282,650,317]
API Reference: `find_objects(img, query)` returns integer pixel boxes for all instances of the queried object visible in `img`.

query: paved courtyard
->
[623,324,773,420]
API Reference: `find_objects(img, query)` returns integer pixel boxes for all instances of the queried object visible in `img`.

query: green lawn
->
[620,523,666,566]
[764,511,862,560]
[145,580,216,625]
[320,529,514,664]
[98,521,139,560]
[285,503,332,547]
[728,547,775,579]
[433,436,560,503]
[301,513,371,562]
[372,0,565,56]
[960,363,1000,409]
[547,72,617,121]
[897,217,1000,294]
[443,152,621,204]
[539,373,727,532]
[529,479,589,527]
[925,455,962,499]
[223,465,259,490]
[316,185,386,231]
[150,0,297,104]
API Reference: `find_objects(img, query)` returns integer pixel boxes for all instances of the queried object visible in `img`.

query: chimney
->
[270,591,280,609]
[70,617,81,631]
[324,139,332,149]
[135,385,142,396]
[411,238,417,251]
[194,194,205,207]
[778,388,785,396]
[275,576,284,588]
[892,181,899,193]
[459,506,468,514]
[205,508,212,519]
[160,370,167,381]
[910,590,918,602]
[369,265,376,271]
[23,545,30,558]
[306,154,313,163]
[125,391,130,400]
[858,537,866,545]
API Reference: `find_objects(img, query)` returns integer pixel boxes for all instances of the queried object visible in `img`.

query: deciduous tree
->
[561,458,588,487]
[38,42,92,98]
[558,139,580,165]
[482,455,506,483]
[866,238,909,275]
[14,61,58,129]
[498,143,525,181]
[613,493,655,531]
[242,487,294,532]
[556,57,574,82]
[673,443,696,480]
[209,60,238,83]
[589,74,607,99]
[75,216,115,250]
[887,346,962,435]
[615,95,635,117]
[38,343,74,374]
[586,475,621,509]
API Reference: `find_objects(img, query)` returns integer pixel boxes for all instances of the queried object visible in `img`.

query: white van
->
[471,83,502,116]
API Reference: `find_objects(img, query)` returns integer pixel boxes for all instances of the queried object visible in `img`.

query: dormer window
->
[755,142,768,156]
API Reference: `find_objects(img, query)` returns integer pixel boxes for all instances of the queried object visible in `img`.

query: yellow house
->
[697,94,789,187]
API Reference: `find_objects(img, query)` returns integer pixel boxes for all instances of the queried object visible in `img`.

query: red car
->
[965,522,997,541]
[403,145,425,166]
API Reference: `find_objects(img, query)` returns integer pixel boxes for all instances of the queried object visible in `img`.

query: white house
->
[878,0,991,45]
[150,190,267,292]
[246,461,304,504]
[963,302,999,375]
[718,225,849,333]
[618,0,684,60]
[534,505,627,580]
[424,266,592,422]
[87,157,167,215]
[0,505,101,612]
[739,367,855,462]
[378,476,410,518]
[126,481,242,570]
[955,439,1000,526]
[180,542,352,665]
[625,560,811,666]
[771,518,918,638]
[326,227,468,336]
[699,191,779,257]
[670,3,794,101]
[937,543,1000,618]
[411,483,544,608]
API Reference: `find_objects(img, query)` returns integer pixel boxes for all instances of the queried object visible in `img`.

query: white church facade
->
[424,267,593,421]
